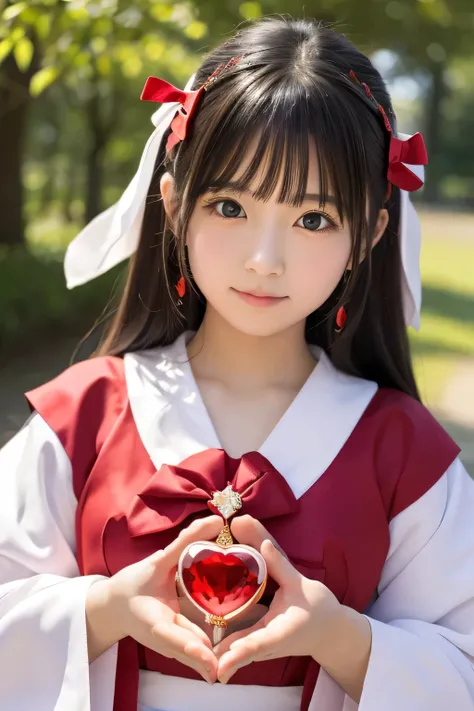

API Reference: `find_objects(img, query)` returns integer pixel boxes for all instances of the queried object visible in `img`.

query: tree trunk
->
[0,55,31,246]
[39,160,56,214]
[62,160,77,223]
[85,143,105,224]
[423,60,446,203]
[84,87,107,224]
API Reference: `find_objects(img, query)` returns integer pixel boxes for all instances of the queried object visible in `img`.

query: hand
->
[106,515,223,683]
[215,515,340,684]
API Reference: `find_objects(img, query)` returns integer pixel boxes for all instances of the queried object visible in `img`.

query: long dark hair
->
[98,17,420,400]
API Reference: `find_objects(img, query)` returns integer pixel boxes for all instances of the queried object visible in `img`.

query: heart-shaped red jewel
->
[177,541,267,622]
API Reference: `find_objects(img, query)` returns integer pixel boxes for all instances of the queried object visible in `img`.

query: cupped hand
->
[109,515,223,683]
[215,515,339,684]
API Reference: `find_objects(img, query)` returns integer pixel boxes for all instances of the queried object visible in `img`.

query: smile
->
[231,288,288,307]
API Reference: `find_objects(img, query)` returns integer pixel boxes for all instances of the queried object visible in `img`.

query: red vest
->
[26,356,459,711]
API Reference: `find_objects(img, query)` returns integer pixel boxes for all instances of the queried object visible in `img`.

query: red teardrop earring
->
[175,276,186,306]
[335,306,347,333]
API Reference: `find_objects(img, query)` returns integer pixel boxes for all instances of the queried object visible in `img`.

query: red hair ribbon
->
[349,70,428,193]
[141,78,202,152]
[141,56,242,153]
[388,133,428,192]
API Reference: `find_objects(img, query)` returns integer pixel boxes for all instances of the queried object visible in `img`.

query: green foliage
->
[30,64,59,95]
[0,36,12,61]
[0,0,208,96]
[0,246,122,354]
[13,34,33,69]
[239,2,262,19]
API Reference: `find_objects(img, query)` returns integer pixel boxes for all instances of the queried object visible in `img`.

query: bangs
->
[180,69,386,228]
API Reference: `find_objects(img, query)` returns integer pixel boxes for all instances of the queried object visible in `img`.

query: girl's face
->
[162,142,385,338]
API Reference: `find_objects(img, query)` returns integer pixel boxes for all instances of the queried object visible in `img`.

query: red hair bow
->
[388,132,428,192]
[141,57,242,153]
[141,77,203,152]
[349,70,428,193]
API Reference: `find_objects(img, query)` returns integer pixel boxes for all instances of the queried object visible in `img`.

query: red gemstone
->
[182,551,259,616]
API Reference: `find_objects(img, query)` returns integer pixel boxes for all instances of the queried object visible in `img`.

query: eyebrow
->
[206,184,337,207]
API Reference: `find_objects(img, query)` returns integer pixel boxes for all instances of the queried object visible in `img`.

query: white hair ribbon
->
[398,134,425,330]
[63,76,196,290]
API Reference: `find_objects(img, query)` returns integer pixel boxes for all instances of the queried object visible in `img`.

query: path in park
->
[1,337,473,476]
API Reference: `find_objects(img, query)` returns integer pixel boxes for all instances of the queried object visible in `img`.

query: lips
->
[234,288,283,299]
[232,288,287,307]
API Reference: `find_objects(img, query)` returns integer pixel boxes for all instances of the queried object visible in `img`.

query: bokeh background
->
[0,0,473,474]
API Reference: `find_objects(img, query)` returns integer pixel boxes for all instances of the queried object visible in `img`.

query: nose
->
[244,229,285,277]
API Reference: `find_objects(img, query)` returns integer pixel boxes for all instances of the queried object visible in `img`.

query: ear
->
[372,207,389,249]
[160,172,177,228]
[347,208,389,269]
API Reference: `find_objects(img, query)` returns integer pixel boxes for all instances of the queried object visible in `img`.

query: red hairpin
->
[141,56,242,153]
[349,70,428,193]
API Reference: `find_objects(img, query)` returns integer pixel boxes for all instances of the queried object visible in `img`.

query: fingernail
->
[221,665,238,684]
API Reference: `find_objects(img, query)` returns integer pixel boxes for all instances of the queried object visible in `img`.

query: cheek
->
[186,222,236,292]
[291,234,351,302]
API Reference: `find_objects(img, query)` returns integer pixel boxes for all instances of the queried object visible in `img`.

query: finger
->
[230,515,280,550]
[175,612,213,649]
[172,643,218,684]
[152,620,217,682]
[260,539,300,587]
[173,650,217,684]
[214,615,268,658]
[155,515,223,568]
[217,620,288,683]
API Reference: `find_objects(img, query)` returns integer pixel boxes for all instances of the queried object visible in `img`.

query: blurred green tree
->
[1,0,474,247]
[0,0,210,245]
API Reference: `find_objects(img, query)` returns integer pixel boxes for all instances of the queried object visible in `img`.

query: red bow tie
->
[126,448,299,538]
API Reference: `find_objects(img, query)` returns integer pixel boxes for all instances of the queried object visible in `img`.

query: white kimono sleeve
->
[358,457,474,710]
[0,414,118,711]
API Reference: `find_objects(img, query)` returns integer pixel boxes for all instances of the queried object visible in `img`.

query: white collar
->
[124,332,378,499]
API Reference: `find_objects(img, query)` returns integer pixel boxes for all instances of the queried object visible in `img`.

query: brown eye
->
[296,212,331,231]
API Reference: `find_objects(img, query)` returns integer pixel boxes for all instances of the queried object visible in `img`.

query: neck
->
[187,305,317,390]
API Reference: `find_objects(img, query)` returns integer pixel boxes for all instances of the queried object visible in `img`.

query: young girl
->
[1,16,473,711]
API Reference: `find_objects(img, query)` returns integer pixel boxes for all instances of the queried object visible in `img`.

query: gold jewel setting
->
[205,613,227,628]
[215,524,234,549]
[211,484,243,548]
[211,485,242,520]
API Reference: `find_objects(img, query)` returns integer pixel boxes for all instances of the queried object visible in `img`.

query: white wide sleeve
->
[0,414,118,711]
[357,457,474,710]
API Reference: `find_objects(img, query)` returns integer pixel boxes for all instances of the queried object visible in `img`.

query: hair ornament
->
[348,70,428,194]
[335,306,347,333]
[141,56,243,153]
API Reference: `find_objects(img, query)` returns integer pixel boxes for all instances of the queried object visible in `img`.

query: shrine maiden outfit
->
[1,332,474,711]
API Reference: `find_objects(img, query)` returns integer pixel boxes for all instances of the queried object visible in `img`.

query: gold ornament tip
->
[205,613,227,628]
[215,524,234,548]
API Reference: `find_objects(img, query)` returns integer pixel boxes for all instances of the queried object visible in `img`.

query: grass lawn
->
[411,210,474,411]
